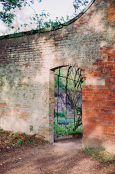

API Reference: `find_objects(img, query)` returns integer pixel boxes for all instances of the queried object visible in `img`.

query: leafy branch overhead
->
[0,11,15,26]
[73,0,89,8]
[0,0,90,34]
[0,0,41,25]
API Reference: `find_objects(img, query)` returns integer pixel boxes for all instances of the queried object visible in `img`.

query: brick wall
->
[0,0,115,152]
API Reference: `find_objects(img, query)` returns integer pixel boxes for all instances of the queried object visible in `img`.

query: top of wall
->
[0,0,95,40]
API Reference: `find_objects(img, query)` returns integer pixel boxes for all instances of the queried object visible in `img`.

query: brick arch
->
[50,58,83,70]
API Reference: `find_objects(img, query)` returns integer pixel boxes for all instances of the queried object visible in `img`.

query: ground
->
[1,133,115,174]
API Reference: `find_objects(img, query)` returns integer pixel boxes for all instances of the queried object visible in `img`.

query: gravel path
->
[0,138,115,174]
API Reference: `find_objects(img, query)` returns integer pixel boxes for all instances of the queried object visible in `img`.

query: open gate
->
[54,66,85,139]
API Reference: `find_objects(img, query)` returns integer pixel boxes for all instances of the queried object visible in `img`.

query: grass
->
[54,121,82,135]
[82,147,115,164]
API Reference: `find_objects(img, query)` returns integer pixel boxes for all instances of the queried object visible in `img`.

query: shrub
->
[17,139,24,145]
[54,121,82,135]
[54,111,66,117]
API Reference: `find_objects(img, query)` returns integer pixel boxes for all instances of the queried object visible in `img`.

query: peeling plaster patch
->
[1,116,30,133]
[18,112,29,119]
[83,77,105,86]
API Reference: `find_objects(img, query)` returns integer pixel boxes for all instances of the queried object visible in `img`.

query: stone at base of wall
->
[82,135,104,148]
[48,133,54,143]
[106,143,115,155]
[82,135,115,154]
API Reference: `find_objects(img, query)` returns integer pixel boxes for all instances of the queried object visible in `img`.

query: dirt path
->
[54,136,82,149]
[0,138,115,174]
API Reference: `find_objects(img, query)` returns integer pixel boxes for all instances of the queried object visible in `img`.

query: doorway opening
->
[54,66,85,142]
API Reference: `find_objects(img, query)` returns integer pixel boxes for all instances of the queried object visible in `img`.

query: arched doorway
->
[49,66,85,143]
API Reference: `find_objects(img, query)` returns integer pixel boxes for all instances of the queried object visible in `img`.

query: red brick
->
[0,103,7,106]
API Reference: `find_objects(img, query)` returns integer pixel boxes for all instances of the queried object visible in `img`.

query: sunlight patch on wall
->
[100,41,107,47]
[89,13,105,32]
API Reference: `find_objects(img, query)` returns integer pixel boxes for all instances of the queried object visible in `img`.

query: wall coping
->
[0,0,95,40]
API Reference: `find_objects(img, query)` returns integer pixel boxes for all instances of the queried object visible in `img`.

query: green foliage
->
[14,132,18,136]
[30,125,33,131]
[54,121,82,135]
[9,132,18,139]
[54,66,84,131]
[84,148,94,154]
[73,0,89,10]
[0,11,15,26]
[1,130,47,150]
[34,139,40,142]
[83,147,115,164]
[54,110,78,119]
[0,0,23,26]
[55,68,68,90]
[55,67,85,90]
[55,74,63,90]
[23,133,26,137]
[17,139,24,145]
[93,151,99,157]
[100,153,115,162]
[0,0,41,29]
[0,0,67,34]
[54,116,82,126]
[54,110,66,118]
[1,0,22,11]
[26,139,31,144]
[84,147,104,154]
[0,0,90,35]
[43,140,50,144]
[9,132,13,136]
[0,128,3,134]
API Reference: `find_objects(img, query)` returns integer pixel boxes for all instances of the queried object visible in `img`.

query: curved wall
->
[0,0,115,153]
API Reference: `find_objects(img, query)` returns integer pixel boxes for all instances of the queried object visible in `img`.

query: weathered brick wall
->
[0,0,115,152]
[82,0,115,153]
